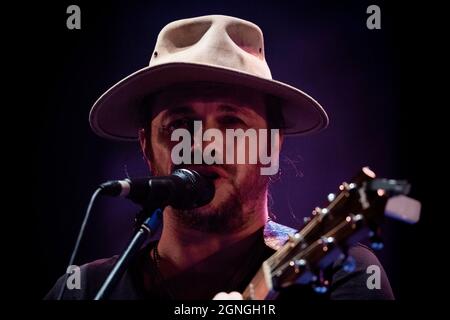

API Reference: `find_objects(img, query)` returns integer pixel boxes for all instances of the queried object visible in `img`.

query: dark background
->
[25,0,435,300]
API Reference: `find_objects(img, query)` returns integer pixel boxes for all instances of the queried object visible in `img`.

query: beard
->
[173,180,245,234]
[147,129,271,233]
[172,172,268,234]
[151,160,268,234]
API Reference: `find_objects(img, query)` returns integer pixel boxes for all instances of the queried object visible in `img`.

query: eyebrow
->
[161,106,195,122]
[217,104,237,113]
[217,104,253,117]
[160,103,254,123]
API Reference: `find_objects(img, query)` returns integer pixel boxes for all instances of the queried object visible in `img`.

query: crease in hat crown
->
[89,14,329,141]
[149,15,272,79]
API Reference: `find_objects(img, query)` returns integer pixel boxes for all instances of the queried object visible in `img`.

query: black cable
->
[56,188,102,300]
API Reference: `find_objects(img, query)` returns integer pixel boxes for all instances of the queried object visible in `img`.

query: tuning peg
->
[342,255,356,273]
[369,230,384,250]
[340,182,357,191]
[313,207,329,217]
[312,271,330,294]
[289,258,307,274]
[313,283,328,294]
[288,233,303,245]
[370,240,384,250]
[327,193,336,202]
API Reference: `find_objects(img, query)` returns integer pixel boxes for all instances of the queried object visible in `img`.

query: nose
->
[190,118,223,164]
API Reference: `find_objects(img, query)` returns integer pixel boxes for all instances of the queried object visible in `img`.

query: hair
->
[264,94,286,131]
[139,94,156,129]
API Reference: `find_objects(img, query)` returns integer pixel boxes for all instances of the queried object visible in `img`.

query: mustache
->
[172,163,235,178]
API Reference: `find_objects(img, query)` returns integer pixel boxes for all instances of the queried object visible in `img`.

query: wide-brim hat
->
[89,15,329,141]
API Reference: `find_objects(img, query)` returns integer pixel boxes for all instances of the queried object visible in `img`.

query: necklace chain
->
[151,243,175,299]
[152,244,161,268]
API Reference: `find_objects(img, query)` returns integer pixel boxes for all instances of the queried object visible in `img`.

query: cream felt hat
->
[89,15,329,140]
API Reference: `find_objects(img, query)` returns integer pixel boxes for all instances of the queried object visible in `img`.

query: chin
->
[195,183,235,214]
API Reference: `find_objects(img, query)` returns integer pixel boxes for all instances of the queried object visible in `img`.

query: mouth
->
[199,170,220,180]
[175,165,225,181]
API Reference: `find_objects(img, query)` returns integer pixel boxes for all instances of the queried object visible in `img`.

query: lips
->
[176,165,226,180]
[199,170,220,180]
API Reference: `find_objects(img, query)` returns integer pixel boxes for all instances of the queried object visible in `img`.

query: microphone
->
[99,169,215,210]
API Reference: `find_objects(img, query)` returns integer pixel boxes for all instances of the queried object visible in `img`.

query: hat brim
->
[89,62,329,141]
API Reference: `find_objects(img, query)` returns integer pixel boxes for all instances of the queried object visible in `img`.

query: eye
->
[162,118,195,134]
[219,115,246,127]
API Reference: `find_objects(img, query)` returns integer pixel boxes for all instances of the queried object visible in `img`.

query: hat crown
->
[149,15,272,79]
[89,14,328,141]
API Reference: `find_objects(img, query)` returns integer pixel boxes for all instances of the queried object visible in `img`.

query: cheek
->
[232,163,262,186]
[149,132,176,174]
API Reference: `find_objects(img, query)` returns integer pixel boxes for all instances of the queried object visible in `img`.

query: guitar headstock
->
[243,167,421,299]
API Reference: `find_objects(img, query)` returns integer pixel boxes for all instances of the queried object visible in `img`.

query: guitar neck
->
[242,262,278,300]
[240,168,418,300]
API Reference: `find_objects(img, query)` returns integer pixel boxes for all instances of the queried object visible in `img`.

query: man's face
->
[140,84,278,233]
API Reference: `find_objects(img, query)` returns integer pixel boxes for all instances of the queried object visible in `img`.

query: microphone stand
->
[94,207,163,300]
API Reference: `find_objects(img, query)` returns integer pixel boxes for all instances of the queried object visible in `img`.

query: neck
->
[156,196,268,278]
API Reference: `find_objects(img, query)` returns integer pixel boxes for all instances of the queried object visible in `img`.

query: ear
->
[279,130,285,150]
[273,129,284,154]
[139,128,152,168]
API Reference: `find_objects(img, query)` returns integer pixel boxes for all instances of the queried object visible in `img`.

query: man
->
[46,15,394,300]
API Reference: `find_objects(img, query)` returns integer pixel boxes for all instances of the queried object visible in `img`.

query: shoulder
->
[44,256,119,300]
[330,244,395,299]
[263,220,297,250]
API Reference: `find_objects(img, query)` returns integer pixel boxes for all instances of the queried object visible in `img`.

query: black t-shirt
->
[45,222,394,300]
